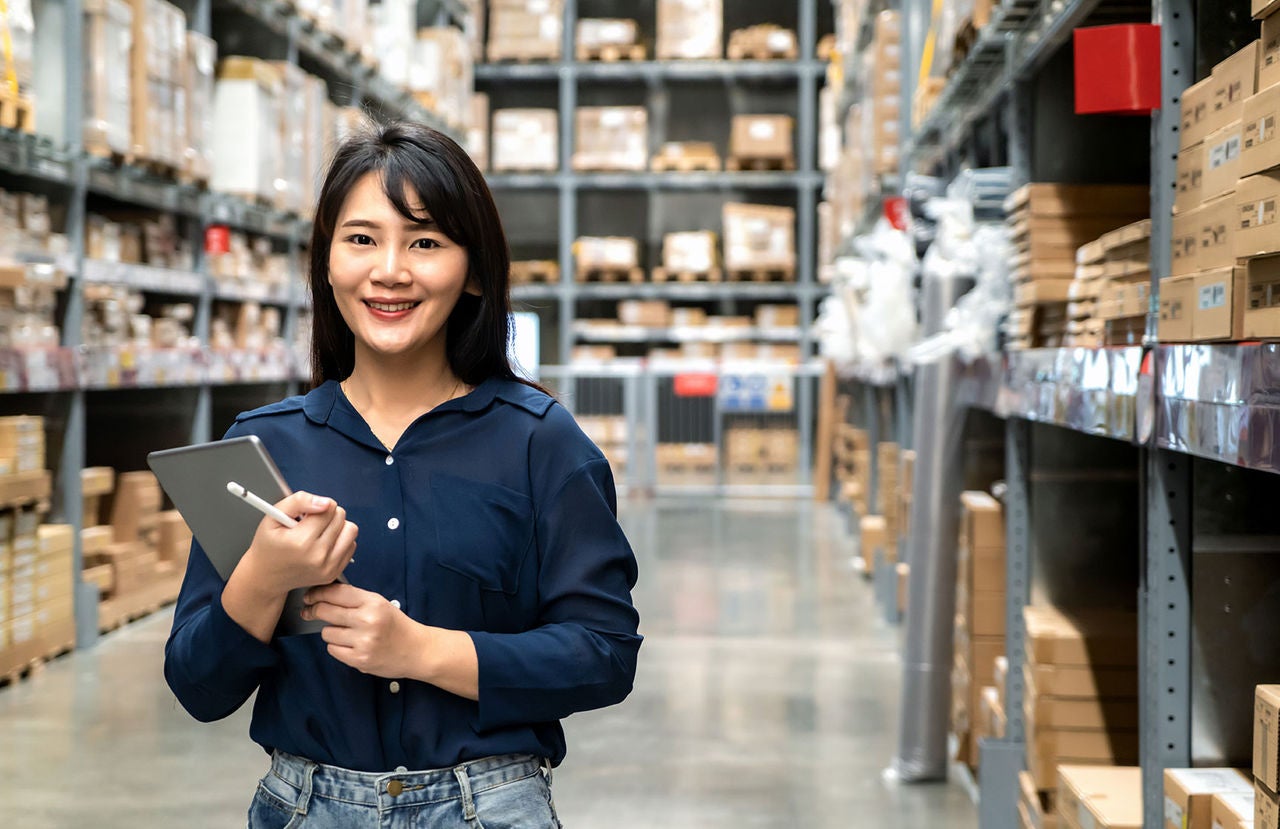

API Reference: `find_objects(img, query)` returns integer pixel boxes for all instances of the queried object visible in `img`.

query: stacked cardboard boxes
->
[573,107,648,172]
[1023,605,1138,796]
[574,416,630,484]
[1213,790,1255,829]
[575,19,644,61]
[722,203,796,278]
[1084,219,1155,346]
[862,12,902,177]
[487,0,563,62]
[1162,769,1252,829]
[491,109,558,172]
[128,0,188,168]
[211,57,283,206]
[656,0,721,60]
[726,24,798,61]
[724,428,799,485]
[183,32,216,185]
[1005,184,1149,349]
[466,93,489,171]
[831,420,871,515]
[951,490,1005,772]
[654,443,718,486]
[575,236,642,281]
[728,115,794,170]
[655,231,720,282]
[1055,766,1142,829]
[84,0,135,157]
[1255,685,1280,828]
[412,27,474,132]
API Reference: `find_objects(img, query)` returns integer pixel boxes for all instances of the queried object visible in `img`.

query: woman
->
[164,120,642,828]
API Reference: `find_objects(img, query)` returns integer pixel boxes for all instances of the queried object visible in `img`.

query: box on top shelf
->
[183,31,216,185]
[491,109,558,172]
[1203,120,1245,201]
[1235,173,1280,258]
[466,92,489,172]
[1264,13,1280,92]
[1162,768,1251,829]
[413,27,474,131]
[211,57,283,206]
[1258,0,1280,20]
[575,19,643,61]
[129,0,187,167]
[84,0,134,158]
[1182,76,1216,150]
[722,203,796,275]
[487,0,563,62]
[573,107,648,172]
[726,25,798,61]
[1243,81,1280,177]
[656,0,722,60]
[1211,41,1260,128]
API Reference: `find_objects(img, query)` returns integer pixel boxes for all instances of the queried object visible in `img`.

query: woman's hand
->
[241,491,359,598]
[301,584,429,679]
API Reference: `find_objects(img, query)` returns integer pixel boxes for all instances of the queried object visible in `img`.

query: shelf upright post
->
[1141,448,1193,828]
[864,380,880,525]
[796,0,819,489]
[54,0,97,649]
[978,415,1031,827]
[558,0,577,412]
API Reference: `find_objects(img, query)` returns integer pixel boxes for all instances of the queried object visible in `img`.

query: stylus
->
[226,481,299,528]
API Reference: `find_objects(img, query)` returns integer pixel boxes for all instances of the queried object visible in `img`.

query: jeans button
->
[387,780,403,797]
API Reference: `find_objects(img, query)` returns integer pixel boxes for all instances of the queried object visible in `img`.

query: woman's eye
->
[347,234,374,246]
[411,238,440,250]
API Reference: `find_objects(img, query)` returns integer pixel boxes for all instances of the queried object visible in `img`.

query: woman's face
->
[328,171,475,366]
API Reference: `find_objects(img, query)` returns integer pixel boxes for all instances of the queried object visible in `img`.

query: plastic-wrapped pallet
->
[84,0,133,157]
[656,0,721,60]
[270,62,308,214]
[466,92,489,171]
[488,0,563,62]
[183,31,216,184]
[3,0,34,95]
[722,203,796,276]
[211,57,283,205]
[370,0,415,88]
[573,107,647,171]
[300,74,330,215]
[129,0,187,167]
[413,27,473,130]
[491,109,557,171]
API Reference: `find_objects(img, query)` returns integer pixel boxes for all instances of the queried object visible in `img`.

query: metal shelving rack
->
[1,0,464,651]
[486,0,829,493]
[854,1,1272,827]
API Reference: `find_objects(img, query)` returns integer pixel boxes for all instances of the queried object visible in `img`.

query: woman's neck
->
[343,346,462,419]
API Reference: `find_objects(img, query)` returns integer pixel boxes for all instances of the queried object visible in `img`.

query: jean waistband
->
[269,750,546,808]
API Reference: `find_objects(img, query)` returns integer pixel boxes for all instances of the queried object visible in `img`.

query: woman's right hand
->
[239,492,360,600]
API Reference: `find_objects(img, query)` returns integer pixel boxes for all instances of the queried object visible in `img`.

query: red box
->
[1074,24,1162,115]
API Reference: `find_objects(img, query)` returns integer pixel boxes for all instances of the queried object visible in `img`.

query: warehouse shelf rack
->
[0,0,469,655]
[478,0,829,495]
[572,324,803,344]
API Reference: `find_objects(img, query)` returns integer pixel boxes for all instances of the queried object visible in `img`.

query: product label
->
[1210,135,1242,169]
[748,121,776,140]
[1200,282,1228,310]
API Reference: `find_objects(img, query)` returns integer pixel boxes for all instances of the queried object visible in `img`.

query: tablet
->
[147,435,328,637]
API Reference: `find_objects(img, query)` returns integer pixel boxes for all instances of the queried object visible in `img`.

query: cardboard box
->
[1057,766,1143,829]
[1183,77,1217,150]
[1163,768,1251,829]
[1200,193,1240,269]
[1160,274,1197,341]
[573,106,647,171]
[722,203,796,272]
[960,491,1005,550]
[1023,604,1137,668]
[1213,42,1261,127]
[1242,83,1280,178]
[491,108,558,172]
[970,591,1005,636]
[212,57,283,203]
[486,0,563,62]
[656,0,721,60]
[1243,254,1280,338]
[1173,205,1203,276]
[1212,789,1255,829]
[466,92,488,171]
[860,515,888,571]
[617,300,671,328]
[84,0,135,156]
[1264,13,1280,93]
[576,18,640,54]
[729,115,794,162]
[1204,121,1245,201]
[1258,0,1280,21]
[575,236,639,271]
[1194,266,1246,341]
[1236,174,1280,258]
[1257,685,1280,793]
[662,231,718,273]
[1178,141,1207,213]
[1258,781,1279,829]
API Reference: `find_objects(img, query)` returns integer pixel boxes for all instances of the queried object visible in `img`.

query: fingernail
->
[312,496,331,508]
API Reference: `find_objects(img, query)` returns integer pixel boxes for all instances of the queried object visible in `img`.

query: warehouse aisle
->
[0,499,977,828]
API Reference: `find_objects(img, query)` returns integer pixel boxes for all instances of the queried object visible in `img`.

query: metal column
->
[979,417,1031,825]
[1141,449,1192,829]
[557,0,577,411]
[796,0,818,488]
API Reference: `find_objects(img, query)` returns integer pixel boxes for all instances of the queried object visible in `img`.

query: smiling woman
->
[162,120,642,829]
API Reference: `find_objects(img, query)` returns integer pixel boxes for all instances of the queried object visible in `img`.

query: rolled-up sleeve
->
[469,457,641,731]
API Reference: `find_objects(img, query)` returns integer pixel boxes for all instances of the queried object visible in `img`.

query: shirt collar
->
[302,377,555,428]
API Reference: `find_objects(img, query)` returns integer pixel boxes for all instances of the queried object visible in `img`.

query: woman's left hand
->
[301,583,428,679]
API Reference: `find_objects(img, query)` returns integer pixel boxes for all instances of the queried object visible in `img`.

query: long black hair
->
[309,119,530,391]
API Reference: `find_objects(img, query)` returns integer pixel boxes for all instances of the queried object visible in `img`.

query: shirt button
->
[390,599,401,609]
[385,455,394,465]
[394,766,408,773]
[387,517,400,530]
[389,680,401,694]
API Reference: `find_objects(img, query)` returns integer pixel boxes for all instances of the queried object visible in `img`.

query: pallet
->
[510,259,560,284]
[651,266,722,283]
[727,26,799,61]
[576,43,646,62]
[98,572,184,634]
[650,152,721,173]
[85,141,134,168]
[570,155,648,172]
[486,47,561,63]
[0,621,75,688]
[725,267,795,283]
[575,266,644,284]
[725,155,795,172]
[0,88,34,134]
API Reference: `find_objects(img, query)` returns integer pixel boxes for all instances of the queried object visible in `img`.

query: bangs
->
[380,153,469,244]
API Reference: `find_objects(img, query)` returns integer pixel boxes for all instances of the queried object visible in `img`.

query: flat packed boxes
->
[728,115,795,171]
[1056,766,1142,829]
[653,231,721,283]
[1079,219,1153,347]
[574,236,642,283]
[656,0,721,60]
[723,427,798,485]
[487,0,563,62]
[1162,768,1251,829]
[1,521,77,679]
[491,109,558,172]
[1023,605,1138,794]
[573,107,648,172]
[575,19,644,62]
[655,443,717,487]
[722,203,796,281]
[1004,184,1149,350]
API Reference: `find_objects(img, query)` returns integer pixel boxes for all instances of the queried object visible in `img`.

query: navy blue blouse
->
[163,378,642,772]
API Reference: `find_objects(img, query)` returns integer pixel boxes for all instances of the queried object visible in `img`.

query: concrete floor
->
[0,498,977,828]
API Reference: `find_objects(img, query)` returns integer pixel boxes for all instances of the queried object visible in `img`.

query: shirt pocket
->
[430,473,535,595]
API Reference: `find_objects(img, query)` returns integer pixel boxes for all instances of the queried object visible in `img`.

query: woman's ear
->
[464,273,482,297]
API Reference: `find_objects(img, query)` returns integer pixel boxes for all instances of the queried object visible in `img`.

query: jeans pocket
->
[247,771,305,829]
[472,770,560,829]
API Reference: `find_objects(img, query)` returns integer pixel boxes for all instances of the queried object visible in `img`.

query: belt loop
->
[295,758,317,817]
[453,764,477,821]
[541,756,553,785]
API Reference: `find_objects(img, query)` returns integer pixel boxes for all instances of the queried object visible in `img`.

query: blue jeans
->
[247,750,563,828]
